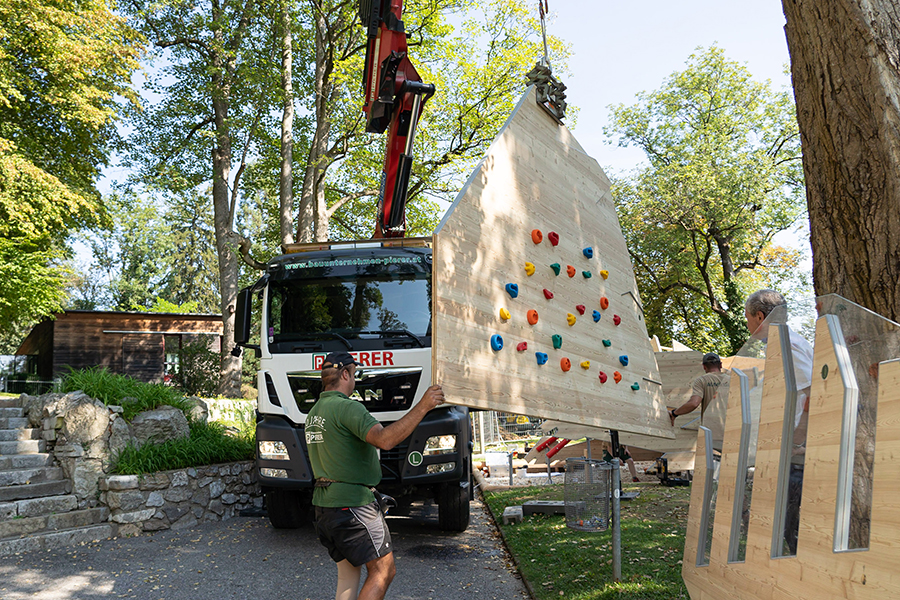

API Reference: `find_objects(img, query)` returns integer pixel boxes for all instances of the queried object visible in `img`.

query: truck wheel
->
[265,489,309,529]
[438,482,470,532]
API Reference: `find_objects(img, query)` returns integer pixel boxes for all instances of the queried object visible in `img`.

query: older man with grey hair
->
[744,288,813,556]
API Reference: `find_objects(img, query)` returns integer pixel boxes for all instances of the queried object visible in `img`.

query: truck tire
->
[438,482,470,532]
[265,489,309,529]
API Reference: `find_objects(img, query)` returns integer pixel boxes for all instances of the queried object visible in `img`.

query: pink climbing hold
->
[517,342,528,352]
[613,314,621,326]
[575,304,586,315]
[548,231,560,246]
[543,289,554,300]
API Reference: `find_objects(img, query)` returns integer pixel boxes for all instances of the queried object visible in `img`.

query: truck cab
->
[235,238,472,531]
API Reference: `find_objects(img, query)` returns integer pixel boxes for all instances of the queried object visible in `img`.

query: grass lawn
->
[482,482,692,600]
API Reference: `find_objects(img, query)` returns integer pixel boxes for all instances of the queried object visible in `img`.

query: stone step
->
[0,480,71,503]
[0,440,45,455]
[0,428,40,441]
[0,454,53,470]
[0,417,28,429]
[0,523,114,557]
[0,466,64,487]
[0,507,108,539]
[0,398,19,408]
[5,494,77,519]
[0,407,24,418]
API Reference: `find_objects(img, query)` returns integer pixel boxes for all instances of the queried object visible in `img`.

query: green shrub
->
[174,337,220,397]
[113,420,255,475]
[60,367,189,420]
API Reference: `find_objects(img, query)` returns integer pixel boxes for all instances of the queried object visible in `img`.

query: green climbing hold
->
[582,271,592,278]
[631,382,640,391]
[602,339,611,347]
[552,334,563,349]
[550,263,561,276]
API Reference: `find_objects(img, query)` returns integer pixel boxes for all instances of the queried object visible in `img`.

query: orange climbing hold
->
[560,357,571,372]
[613,371,622,383]
[531,229,543,244]
[566,265,576,277]
[600,296,609,310]
[527,309,539,325]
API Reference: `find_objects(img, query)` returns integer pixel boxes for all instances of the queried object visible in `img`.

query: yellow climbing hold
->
[566,313,576,326]
[600,270,609,279]
[499,308,511,320]
[524,262,535,276]
[580,360,590,370]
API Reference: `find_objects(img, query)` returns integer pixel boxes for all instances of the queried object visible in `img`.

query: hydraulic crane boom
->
[358,0,435,238]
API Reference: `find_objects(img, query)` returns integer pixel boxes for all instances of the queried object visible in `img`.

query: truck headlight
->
[424,434,456,456]
[260,468,289,478]
[259,440,290,460]
[426,462,456,474]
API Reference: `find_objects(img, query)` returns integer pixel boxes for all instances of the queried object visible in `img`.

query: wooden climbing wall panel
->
[432,87,671,439]
[682,313,900,600]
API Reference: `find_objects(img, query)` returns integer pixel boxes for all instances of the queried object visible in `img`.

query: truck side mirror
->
[234,287,252,345]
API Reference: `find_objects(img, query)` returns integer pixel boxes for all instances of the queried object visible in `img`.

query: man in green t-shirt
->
[307,351,444,600]
[668,352,726,426]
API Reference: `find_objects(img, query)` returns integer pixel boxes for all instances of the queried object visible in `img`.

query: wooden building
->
[15,311,223,383]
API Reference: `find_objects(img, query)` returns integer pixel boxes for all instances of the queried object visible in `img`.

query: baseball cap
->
[702,352,721,365]
[321,351,359,370]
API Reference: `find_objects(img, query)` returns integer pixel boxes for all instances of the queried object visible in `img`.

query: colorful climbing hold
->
[505,283,518,298]
[548,231,560,246]
[566,265,576,277]
[543,289,554,300]
[613,371,622,383]
[600,296,609,310]
[599,270,609,279]
[531,229,543,244]
[613,314,621,326]
[524,262,535,276]
[560,357,571,371]
[566,313,576,326]
[527,309,539,325]
[582,271,592,278]
[491,335,503,351]
[580,360,590,370]
[619,355,629,366]
[499,308,511,320]
[592,310,601,322]
[631,382,640,391]
[552,334,562,349]
[598,371,608,383]
[575,305,586,315]
[516,342,528,352]
[550,263,561,276]
[536,352,549,365]
[583,247,593,259]
[602,339,612,347]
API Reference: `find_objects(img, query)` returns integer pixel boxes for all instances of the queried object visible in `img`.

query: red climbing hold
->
[575,305,586,315]
[548,231,560,246]
[560,357,571,372]
[527,309,539,325]
[566,265,576,277]
[598,371,608,383]
[543,289,554,300]
[517,342,528,352]
[613,314,621,326]
[531,229,543,244]
[613,371,622,383]
[600,296,609,310]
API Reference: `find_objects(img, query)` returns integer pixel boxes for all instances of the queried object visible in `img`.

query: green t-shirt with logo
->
[306,390,381,507]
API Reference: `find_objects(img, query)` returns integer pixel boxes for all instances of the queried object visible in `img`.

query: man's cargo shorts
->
[314,501,392,566]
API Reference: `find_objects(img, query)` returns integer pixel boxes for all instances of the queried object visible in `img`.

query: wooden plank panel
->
[432,87,671,439]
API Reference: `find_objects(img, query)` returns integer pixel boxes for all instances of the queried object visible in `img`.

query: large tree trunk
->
[279,0,295,249]
[782,0,900,550]
[783,0,900,317]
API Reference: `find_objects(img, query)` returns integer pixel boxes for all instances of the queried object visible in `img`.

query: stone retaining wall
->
[100,461,262,536]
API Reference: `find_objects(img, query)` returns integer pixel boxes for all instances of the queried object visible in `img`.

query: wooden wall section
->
[681,316,900,599]
[432,87,671,439]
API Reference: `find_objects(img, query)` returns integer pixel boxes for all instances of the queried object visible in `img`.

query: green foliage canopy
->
[605,46,808,354]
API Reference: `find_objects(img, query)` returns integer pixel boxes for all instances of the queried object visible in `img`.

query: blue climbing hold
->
[583,247,593,259]
[536,352,549,365]
[619,355,629,366]
[491,334,504,351]
[505,283,518,298]
[552,334,563,349]
[592,310,601,322]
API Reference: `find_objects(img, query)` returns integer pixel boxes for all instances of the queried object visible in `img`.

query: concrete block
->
[502,505,523,525]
